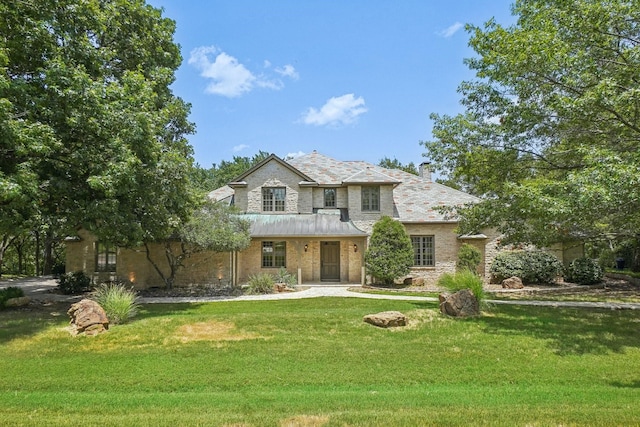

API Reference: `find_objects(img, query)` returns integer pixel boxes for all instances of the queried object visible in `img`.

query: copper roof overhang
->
[243,214,367,238]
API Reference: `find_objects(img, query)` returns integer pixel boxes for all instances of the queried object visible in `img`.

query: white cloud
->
[275,64,299,80]
[438,22,463,38]
[233,144,249,152]
[284,151,306,160]
[188,46,299,97]
[300,94,367,127]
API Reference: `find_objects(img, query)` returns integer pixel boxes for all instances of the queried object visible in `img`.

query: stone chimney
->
[419,162,431,181]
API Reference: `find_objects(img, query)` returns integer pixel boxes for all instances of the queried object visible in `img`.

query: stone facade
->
[65,153,514,289]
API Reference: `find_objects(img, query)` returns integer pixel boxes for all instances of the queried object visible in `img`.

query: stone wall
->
[65,229,231,289]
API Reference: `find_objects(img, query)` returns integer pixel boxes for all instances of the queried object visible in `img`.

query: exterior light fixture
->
[354,244,358,253]
[304,244,308,252]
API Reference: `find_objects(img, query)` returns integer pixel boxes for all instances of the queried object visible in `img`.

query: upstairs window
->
[262,187,286,211]
[361,186,380,211]
[411,236,434,267]
[324,188,336,208]
[95,242,116,272]
[262,241,286,268]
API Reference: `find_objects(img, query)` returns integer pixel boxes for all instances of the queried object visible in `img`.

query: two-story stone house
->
[66,151,500,288]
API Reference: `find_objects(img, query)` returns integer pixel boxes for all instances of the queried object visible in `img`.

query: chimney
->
[419,162,431,181]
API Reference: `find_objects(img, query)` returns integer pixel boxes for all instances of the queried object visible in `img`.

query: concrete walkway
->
[3,276,640,310]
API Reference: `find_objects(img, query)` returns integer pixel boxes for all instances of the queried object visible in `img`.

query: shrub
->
[246,273,274,294]
[437,270,486,304]
[0,287,25,308]
[364,216,414,285]
[490,250,563,285]
[457,243,482,273]
[57,271,92,295]
[565,257,603,285]
[92,282,140,324]
[273,267,297,287]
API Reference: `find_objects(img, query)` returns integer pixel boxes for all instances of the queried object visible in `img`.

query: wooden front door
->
[321,242,340,282]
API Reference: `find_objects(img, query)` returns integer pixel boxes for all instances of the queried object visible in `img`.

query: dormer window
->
[324,188,336,208]
[361,186,380,211]
[262,187,286,211]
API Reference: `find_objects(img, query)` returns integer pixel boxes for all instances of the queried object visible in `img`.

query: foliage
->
[422,0,640,248]
[1,299,639,425]
[91,281,140,325]
[246,273,274,294]
[365,216,414,285]
[565,258,604,286]
[57,271,92,295]
[490,250,564,285]
[377,157,418,175]
[145,201,251,289]
[0,286,24,308]
[0,0,195,251]
[437,270,486,303]
[191,151,271,193]
[456,243,482,273]
[274,267,297,287]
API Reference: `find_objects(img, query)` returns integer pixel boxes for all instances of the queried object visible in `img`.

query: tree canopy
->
[377,157,418,175]
[423,0,640,247]
[1,0,195,248]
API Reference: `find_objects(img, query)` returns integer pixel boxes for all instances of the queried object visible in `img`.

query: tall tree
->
[423,0,640,248]
[377,157,418,175]
[0,0,195,252]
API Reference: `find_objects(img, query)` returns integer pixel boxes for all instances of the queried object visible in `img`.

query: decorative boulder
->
[439,289,480,317]
[502,276,524,289]
[5,296,31,307]
[363,311,408,328]
[67,299,109,336]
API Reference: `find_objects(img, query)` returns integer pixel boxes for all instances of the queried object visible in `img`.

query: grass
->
[1,298,639,426]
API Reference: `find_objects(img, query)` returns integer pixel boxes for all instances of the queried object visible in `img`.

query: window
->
[262,187,286,211]
[95,242,116,272]
[361,186,380,211]
[411,236,434,267]
[262,241,286,268]
[324,188,336,208]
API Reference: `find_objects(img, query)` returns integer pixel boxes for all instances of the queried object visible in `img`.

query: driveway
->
[3,276,640,310]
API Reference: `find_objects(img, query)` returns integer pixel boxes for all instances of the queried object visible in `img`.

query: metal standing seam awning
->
[241,213,367,238]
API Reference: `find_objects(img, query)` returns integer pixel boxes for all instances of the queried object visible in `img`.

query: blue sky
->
[146,0,515,169]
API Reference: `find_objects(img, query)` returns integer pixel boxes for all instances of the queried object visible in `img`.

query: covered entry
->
[320,241,340,281]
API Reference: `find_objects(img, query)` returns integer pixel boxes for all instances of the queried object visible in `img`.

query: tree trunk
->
[42,232,54,275]
[0,235,17,278]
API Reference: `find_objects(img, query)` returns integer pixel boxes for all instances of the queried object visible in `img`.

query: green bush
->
[565,258,603,285]
[92,282,140,324]
[364,216,414,285]
[490,250,563,285]
[0,286,25,308]
[457,243,482,273]
[57,271,92,295]
[273,267,297,287]
[246,273,274,294]
[437,270,486,304]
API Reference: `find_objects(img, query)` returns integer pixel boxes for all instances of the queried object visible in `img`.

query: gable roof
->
[229,154,316,187]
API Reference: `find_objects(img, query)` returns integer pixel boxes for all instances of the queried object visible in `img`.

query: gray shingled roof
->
[242,213,367,237]
[288,151,480,222]
[208,151,480,223]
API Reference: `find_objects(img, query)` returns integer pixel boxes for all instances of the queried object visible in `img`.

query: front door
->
[321,241,340,282]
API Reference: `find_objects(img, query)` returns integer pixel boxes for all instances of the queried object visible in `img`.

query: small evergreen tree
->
[457,243,482,273]
[365,216,414,285]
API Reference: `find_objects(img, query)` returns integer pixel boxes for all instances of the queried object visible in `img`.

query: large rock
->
[5,296,31,307]
[363,311,408,328]
[439,289,480,317]
[502,276,524,289]
[67,299,109,336]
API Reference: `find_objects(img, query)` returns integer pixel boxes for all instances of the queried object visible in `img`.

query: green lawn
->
[1,298,639,426]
